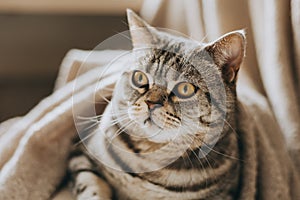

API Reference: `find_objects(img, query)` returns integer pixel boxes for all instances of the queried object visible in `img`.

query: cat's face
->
[110,10,245,145]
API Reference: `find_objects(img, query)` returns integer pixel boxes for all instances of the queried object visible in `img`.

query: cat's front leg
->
[73,171,112,200]
[68,150,112,200]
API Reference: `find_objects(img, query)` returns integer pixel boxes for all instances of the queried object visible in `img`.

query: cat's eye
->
[132,70,149,88]
[172,82,197,99]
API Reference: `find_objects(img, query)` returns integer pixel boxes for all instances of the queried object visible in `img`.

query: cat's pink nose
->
[145,100,163,110]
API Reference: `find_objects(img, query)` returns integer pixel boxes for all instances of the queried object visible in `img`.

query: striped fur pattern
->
[68,10,245,200]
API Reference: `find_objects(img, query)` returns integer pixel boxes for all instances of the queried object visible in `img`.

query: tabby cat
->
[68,9,246,200]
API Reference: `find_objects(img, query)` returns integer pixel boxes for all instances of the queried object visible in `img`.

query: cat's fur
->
[68,9,246,200]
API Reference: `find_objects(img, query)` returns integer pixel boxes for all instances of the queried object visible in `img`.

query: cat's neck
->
[118,118,240,170]
[155,123,239,170]
[116,119,241,198]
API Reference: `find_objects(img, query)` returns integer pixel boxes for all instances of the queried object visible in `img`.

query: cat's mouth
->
[143,117,164,130]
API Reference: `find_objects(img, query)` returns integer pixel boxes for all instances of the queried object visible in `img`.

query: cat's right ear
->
[205,30,246,83]
[126,9,157,48]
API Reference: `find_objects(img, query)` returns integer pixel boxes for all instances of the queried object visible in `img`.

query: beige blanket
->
[0,50,127,199]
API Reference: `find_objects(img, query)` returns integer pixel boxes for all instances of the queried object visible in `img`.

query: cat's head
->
[111,9,245,146]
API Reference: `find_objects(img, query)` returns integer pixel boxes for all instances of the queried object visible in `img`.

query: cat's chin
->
[137,120,180,143]
[143,118,163,129]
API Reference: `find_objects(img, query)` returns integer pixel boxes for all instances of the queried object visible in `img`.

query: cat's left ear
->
[205,30,246,83]
[126,9,158,48]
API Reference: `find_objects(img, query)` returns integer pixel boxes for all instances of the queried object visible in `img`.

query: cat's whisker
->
[198,148,218,184]
[75,116,128,145]
[108,120,135,142]
[200,140,242,162]
[115,30,131,41]
[106,122,134,146]
[193,129,243,162]
[200,33,209,43]
[120,19,128,27]
[81,120,100,133]
[109,119,128,127]
[76,120,99,127]
[180,124,241,162]
[180,136,195,168]
[114,120,135,134]
[182,134,211,187]
[185,141,211,186]
[77,115,101,120]
[73,128,100,147]
[183,149,196,170]
[110,109,130,115]
[91,100,110,104]
[108,115,126,122]
[222,118,240,140]
[75,116,131,147]
[182,134,218,186]
[111,109,130,117]
[82,98,111,104]
[108,116,130,127]
[95,92,111,104]
[74,117,129,146]
[179,154,188,168]
[77,108,129,121]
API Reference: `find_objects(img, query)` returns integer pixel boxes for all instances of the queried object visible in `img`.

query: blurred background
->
[0,0,143,121]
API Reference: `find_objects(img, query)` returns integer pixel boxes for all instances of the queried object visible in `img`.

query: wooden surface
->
[0,0,143,15]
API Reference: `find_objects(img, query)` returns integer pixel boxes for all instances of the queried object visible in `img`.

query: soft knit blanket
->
[0,49,299,200]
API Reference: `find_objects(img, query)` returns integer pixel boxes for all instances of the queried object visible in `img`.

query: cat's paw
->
[73,172,112,200]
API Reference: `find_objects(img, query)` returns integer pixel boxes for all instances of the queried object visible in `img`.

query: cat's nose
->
[145,100,163,110]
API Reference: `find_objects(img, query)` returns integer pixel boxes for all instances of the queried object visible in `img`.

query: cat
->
[68,9,246,200]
